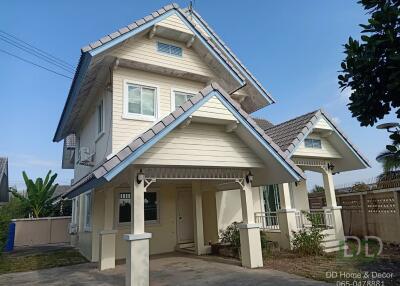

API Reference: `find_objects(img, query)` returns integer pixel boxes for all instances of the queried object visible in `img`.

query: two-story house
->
[54,4,369,286]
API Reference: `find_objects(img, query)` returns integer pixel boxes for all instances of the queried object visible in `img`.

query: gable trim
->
[104,89,303,182]
[287,112,370,168]
[89,9,244,86]
[190,10,274,105]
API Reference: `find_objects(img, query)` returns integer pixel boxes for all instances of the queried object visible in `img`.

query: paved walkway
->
[0,253,328,285]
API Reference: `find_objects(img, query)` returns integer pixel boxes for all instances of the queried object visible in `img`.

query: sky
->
[0,0,394,190]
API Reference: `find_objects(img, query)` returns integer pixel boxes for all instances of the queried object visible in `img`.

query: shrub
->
[291,212,325,256]
[219,221,241,256]
[0,197,26,254]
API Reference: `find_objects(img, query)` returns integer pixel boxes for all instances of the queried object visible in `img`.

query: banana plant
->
[10,171,58,218]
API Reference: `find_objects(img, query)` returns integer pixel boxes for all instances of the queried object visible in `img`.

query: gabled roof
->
[252,117,274,130]
[63,83,305,199]
[0,157,9,203]
[261,110,370,168]
[53,3,274,142]
[263,111,318,154]
[0,157,7,180]
[188,9,274,104]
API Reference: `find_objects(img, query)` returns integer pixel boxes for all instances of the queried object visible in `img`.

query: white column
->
[322,169,337,207]
[124,169,152,286]
[322,168,344,241]
[277,183,297,249]
[238,178,263,268]
[99,189,117,270]
[192,181,206,255]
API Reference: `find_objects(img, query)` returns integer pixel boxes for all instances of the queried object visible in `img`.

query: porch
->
[87,166,268,285]
[254,159,345,252]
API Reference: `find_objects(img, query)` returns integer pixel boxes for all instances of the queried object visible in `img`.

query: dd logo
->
[343,236,383,257]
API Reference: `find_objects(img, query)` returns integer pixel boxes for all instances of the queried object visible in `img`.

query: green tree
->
[310,185,325,193]
[338,0,400,139]
[10,171,58,218]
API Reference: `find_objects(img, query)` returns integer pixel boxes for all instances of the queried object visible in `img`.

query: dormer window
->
[304,138,322,149]
[157,42,182,57]
[124,81,157,121]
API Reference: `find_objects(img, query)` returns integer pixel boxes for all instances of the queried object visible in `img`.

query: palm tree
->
[376,146,400,172]
[10,171,58,218]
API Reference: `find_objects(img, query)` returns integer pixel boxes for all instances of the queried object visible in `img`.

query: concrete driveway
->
[0,253,328,286]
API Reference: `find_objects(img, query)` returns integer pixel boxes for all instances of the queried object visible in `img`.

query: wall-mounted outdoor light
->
[245,171,253,184]
[137,169,145,184]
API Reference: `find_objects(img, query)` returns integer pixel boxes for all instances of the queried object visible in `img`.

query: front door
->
[177,189,194,243]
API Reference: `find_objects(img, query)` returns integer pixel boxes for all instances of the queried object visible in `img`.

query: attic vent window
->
[304,138,322,149]
[157,42,182,57]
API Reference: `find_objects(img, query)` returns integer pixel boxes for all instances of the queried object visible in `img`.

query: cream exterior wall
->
[158,14,194,35]
[135,122,264,167]
[111,35,214,78]
[74,88,112,182]
[314,117,332,130]
[215,187,263,232]
[192,96,237,121]
[291,180,310,211]
[112,67,207,153]
[293,132,341,159]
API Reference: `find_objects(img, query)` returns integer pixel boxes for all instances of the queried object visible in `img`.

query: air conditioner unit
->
[68,223,78,234]
[79,147,94,166]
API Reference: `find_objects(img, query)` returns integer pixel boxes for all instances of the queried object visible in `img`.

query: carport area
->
[0,252,326,286]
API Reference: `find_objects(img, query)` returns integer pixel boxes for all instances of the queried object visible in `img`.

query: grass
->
[263,240,400,284]
[0,248,87,275]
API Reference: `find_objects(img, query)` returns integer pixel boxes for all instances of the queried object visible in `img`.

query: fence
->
[309,188,400,243]
[255,211,280,230]
[12,216,71,246]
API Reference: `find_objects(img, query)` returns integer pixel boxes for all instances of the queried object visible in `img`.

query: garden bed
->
[264,242,400,285]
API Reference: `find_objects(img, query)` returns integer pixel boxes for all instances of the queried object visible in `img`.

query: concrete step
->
[175,242,195,254]
[323,240,348,253]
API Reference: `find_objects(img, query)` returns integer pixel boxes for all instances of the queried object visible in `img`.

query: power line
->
[0,48,73,79]
[0,29,75,70]
[0,35,75,74]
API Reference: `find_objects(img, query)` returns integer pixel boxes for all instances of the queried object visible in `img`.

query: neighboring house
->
[54,4,369,285]
[0,157,9,204]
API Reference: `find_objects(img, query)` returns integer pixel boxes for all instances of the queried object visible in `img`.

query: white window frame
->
[170,88,198,112]
[83,191,93,232]
[96,99,105,140]
[123,80,159,121]
[71,197,79,226]
[115,188,160,227]
[304,138,322,149]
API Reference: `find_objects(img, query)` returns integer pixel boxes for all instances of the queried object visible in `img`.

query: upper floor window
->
[97,100,104,135]
[157,42,182,57]
[172,90,196,110]
[84,191,92,231]
[124,82,157,121]
[304,138,322,149]
[118,191,159,224]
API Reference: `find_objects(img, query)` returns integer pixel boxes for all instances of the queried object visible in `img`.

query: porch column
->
[277,183,297,249]
[192,181,206,255]
[238,178,263,268]
[322,168,344,241]
[99,189,117,270]
[124,169,152,286]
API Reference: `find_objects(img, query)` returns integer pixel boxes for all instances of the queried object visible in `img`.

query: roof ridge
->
[81,3,180,52]
[265,109,321,130]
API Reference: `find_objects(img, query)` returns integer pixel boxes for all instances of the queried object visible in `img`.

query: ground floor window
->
[118,191,159,224]
[84,191,92,231]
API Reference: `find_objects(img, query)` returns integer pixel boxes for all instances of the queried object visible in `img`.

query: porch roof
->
[259,109,370,171]
[62,83,305,199]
